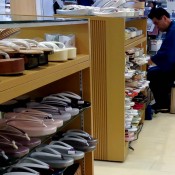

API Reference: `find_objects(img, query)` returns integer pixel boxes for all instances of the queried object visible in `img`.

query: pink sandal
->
[6,117,57,137]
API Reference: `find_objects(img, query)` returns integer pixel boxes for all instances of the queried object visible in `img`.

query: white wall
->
[36,0,54,16]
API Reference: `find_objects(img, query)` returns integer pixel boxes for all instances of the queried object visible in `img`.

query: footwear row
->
[56,3,144,17]
[0,38,77,75]
[0,129,97,171]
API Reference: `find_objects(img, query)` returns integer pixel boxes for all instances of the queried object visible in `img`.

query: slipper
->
[26,102,71,121]
[63,129,98,146]
[30,147,74,169]
[59,135,96,152]
[6,117,57,137]
[48,141,84,160]
[12,108,63,128]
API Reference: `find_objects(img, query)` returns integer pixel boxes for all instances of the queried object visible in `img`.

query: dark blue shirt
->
[151,21,175,72]
[77,0,93,6]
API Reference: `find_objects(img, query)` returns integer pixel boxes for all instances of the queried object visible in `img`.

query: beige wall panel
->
[10,0,37,15]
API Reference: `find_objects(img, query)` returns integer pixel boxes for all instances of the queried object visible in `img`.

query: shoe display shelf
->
[54,14,147,162]
[0,16,93,175]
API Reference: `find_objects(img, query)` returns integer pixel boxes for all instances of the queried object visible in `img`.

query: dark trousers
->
[147,66,175,109]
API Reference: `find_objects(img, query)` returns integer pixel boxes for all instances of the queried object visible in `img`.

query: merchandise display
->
[0,0,149,171]
[56,0,145,17]
[0,16,93,175]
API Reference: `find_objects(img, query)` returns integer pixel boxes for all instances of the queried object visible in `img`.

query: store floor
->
[94,113,175,175]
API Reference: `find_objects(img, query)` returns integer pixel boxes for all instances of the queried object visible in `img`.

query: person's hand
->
[148,58,154,65]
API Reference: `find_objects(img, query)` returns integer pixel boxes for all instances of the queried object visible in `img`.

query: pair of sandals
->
[3,157,65,175]
[59,129,97,152]
[45,91,91,110]
[1,109,62,137]
[39,41,77,61]
[26,102,72,122]
[30,140,84,169]
[0,125,40,166]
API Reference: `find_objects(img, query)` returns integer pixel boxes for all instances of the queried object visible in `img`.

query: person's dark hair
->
[150,1,157,8]
[148,7,170,19]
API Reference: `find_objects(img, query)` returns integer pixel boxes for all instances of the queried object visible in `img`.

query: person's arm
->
[151,29,175,71]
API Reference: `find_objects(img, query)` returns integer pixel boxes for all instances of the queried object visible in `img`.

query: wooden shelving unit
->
[0,20,94,175]
[83,16,147,162]
[53,15,147,162]
[0,55,90,104]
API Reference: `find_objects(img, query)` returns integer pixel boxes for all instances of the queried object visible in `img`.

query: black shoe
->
[151,103,170,114]
[154,108,170,114]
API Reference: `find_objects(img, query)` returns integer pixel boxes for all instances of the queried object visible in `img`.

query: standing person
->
[147,8,175,113]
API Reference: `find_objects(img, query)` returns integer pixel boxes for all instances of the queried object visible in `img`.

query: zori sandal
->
[0,138,29,158]
[7,165,39,175]
[0,51,24,75]
[26,102,71,121]
[16,157,58,175]
[54,91,91,109]
[39,41,68,62]
[3,173,38,175]
[63,129,98,146]
[48,141,84,160]
[59,135,96,152]
[41,95,79,116]
[23,39,53,66]
[5,117,57,137]
[12,108,63,128]
[0,148,9,167]
[50,41,77,60]
[30,147,74,169]
[0,122,41,149]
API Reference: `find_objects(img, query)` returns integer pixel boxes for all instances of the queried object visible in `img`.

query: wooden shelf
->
[0,54,89,104]
[89,17,147,162]
[125,35,147,51]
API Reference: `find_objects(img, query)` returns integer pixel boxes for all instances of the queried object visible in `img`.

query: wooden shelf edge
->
[0,54,89,92]
[0,57,90,104]
[125,36,146,51]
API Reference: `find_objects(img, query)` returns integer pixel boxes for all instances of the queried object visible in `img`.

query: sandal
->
[17,157,60,175]
[7,165,39,175]
[53,91,91,109]
[30,147,74,169]
[48,141,84,160]
[0,123,41,149]
[39,41,68,62]
[59,135,96,152]
[26,102,71,121]
[63,129,98,146]
[0,139,29,158]
[41,95,79,116]
[0,51,24,75]
[6,117,57,137]
[12,108,63,128]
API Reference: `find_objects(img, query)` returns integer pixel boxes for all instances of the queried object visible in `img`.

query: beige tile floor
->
[94,113,175,175]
